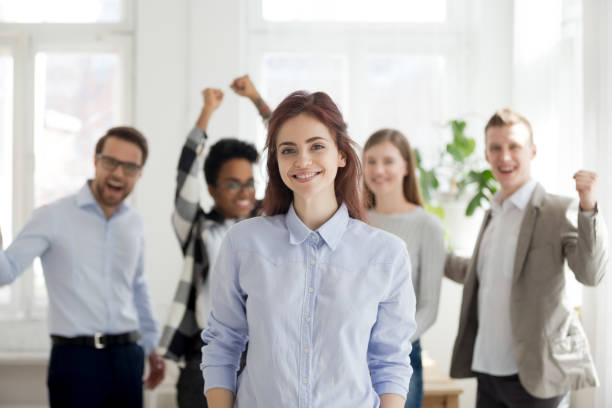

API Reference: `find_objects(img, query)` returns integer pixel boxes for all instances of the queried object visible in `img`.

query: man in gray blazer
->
[445,109,608,408]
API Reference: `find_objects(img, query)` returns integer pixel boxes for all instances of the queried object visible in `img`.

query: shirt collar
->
[76,180,128,215]
[492,179,537,212]
[286,202,349,251]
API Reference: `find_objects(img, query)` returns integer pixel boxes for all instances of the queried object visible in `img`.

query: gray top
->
[368,207,445,341]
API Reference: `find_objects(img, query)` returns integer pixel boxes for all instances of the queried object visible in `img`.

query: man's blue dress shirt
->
[0,182,159,354]
[202,203,416,407]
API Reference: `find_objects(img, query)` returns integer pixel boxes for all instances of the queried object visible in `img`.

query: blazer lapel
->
[513,183,545,283]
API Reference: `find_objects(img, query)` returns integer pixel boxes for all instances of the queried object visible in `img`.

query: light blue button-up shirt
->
[202,203,416,408]
[0,182,159,354]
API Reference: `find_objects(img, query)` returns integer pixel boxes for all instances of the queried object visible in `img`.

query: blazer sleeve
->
[444,253,471,284]
[562,202,609,286]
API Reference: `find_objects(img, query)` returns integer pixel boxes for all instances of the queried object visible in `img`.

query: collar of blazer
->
[512,183,546,282]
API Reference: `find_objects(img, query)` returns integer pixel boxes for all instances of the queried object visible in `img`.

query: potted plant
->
[415,120,498,218]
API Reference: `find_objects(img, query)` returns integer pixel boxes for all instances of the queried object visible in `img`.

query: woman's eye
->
[312,144,325,150]
[280,148,295,155]
[384,159,394,165]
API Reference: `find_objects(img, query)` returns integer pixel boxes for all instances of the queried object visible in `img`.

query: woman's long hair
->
[263,91,365,221]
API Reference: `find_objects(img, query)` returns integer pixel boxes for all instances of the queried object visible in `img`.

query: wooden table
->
[422,356,463,408]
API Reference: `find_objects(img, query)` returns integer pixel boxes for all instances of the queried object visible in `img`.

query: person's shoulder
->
[226,214,285,241]
[415,207,444,232]
[531,188,577,226]
[38,191,80,215]
[347,218,408,256]
[540,191,574,212]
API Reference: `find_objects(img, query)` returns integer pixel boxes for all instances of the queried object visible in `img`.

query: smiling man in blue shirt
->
[0,127,165,408]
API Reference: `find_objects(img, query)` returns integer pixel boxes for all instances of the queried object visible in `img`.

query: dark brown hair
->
[485,108,533,143]
[363,128,424,209]
[95,126,149,165]
[262,91,365,221]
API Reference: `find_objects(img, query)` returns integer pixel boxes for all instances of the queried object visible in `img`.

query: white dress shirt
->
[472,179,537,375]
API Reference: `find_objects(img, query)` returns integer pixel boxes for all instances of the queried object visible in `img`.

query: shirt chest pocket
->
[316,263,386,326]
[240,257,307,320]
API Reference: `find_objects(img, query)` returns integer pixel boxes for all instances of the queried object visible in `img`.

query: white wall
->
[132,0,189,334]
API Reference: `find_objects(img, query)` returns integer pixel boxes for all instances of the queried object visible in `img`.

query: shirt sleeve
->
[367,246,416,398]
[413,215,445,340]
[171,127,207,252]
[0,205,55,286]
[133,230,160,355]
[201,233,248,394]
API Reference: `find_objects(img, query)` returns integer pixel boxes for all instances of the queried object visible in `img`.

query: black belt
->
[51,331,140,349]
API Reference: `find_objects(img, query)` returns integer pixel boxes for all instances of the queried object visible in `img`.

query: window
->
[0,0,123,23]
[248,0,465,157]
[0,3,132,324]
[34,52,123,207]
[261,0,447,23]
[0,50,13,307]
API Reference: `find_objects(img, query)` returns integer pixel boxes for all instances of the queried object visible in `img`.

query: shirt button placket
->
[301,233,318,407]
[103,220,113,330]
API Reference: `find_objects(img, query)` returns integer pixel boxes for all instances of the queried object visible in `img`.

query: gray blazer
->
[445,183,609,398]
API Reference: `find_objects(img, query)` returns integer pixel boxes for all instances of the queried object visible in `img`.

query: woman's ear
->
[338,151,347,168]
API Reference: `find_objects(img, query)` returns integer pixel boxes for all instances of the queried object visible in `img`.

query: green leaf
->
[414,148,423,167]
[451,120,466,135]
[418,168,439,204]
[465,192,486,216]
[425,204,445,220]
[446,120,475,163]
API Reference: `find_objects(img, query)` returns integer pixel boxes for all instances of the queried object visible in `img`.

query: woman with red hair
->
[201,91,416,408]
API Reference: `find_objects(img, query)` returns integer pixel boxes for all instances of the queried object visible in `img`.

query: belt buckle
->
[94,333,105,349]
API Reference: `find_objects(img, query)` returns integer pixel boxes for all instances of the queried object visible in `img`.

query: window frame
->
[247,0,465,31]
[0,1,134,322]
[242,0,469,151]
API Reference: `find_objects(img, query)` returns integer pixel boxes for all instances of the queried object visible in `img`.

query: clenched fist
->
[203,88,224,111]
[574,170,598,211]
[230,75,259,100]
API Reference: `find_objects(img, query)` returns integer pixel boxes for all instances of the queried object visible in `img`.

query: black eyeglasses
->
[96,154,142,177]
[219,179,256,192]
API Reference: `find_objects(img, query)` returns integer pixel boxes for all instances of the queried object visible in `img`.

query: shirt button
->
[305,317,311,322]
[311,235,318,242]
[304,348,309,353]
[303,378,308,384]
[308,287,314,293]
[310,259,316,265]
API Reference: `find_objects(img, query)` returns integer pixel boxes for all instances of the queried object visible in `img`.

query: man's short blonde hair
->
[484,108,533,143]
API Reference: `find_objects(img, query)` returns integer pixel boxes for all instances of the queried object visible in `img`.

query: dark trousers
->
[405,339,423,408]
[176,336,247,407]
[47,343,145,408]
[476,373,565,408]
[177,336,208,408]
[177,356,208,408]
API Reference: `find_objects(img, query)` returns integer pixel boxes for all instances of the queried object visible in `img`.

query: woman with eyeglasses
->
[159,76,271,408]
[362,129,446,408]
[202,91,416,408]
